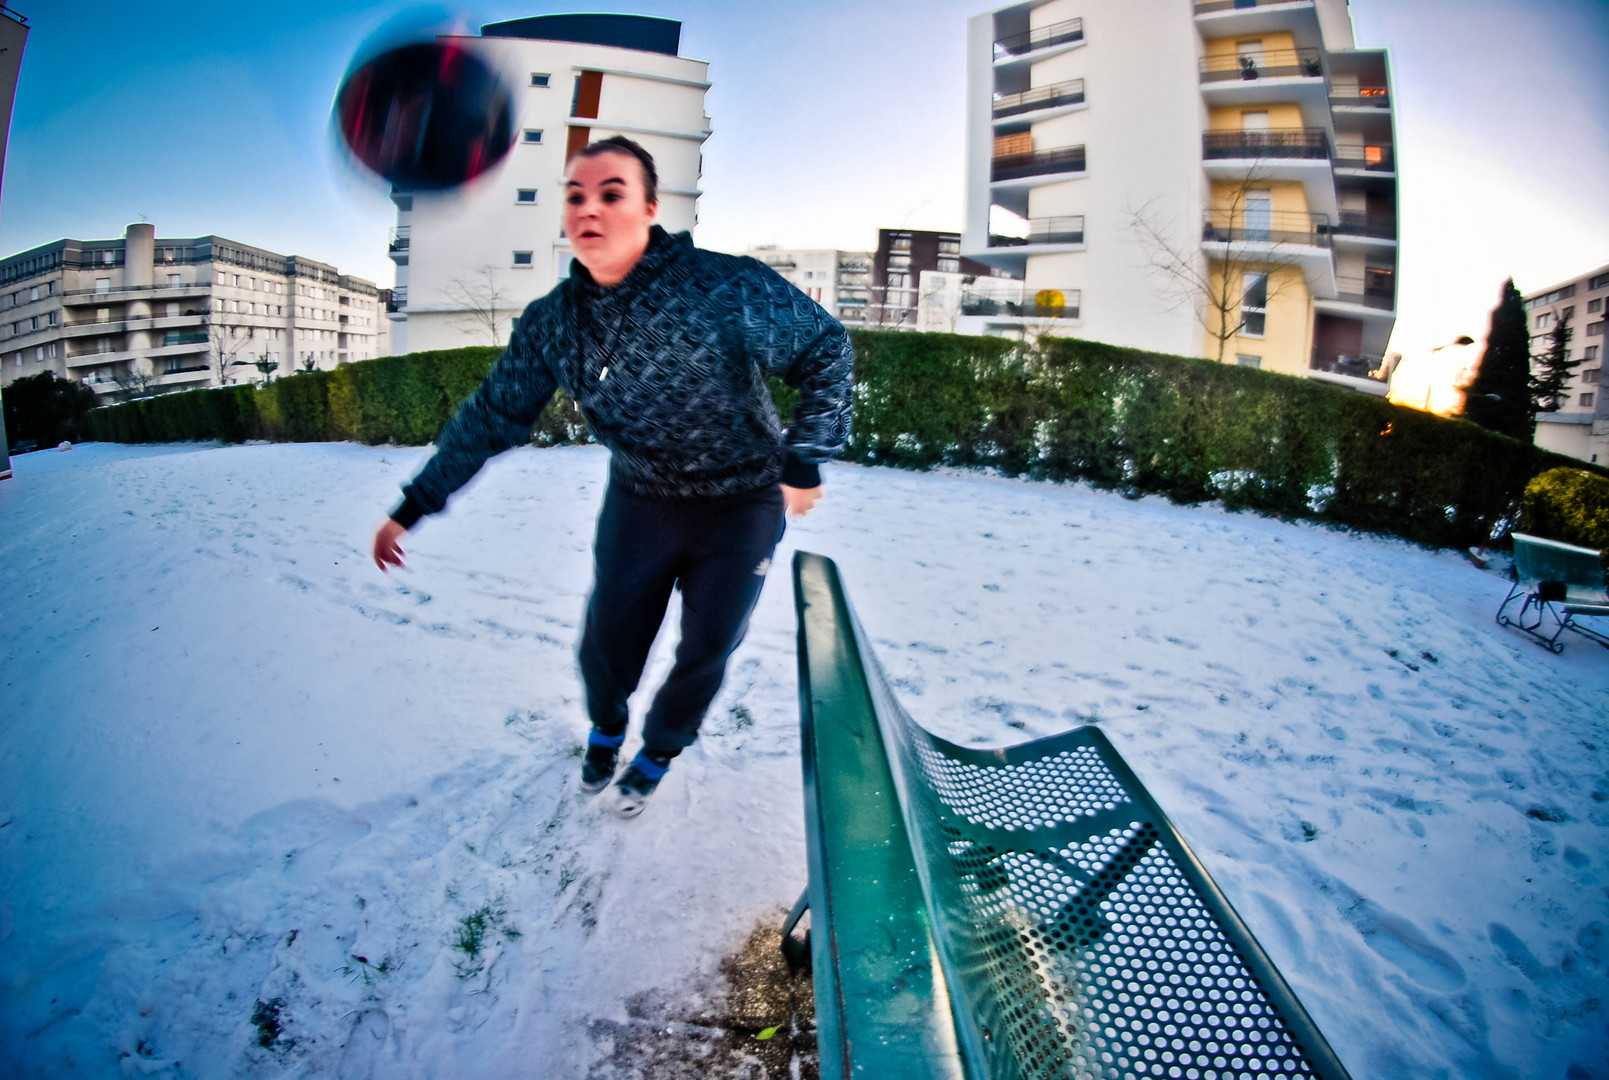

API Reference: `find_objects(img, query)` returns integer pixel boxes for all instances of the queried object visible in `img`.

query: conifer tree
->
[1461,278,1534,441]
[1530,308,1579,412]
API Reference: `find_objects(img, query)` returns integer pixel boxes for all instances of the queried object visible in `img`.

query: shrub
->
[4,371,100,447]
[1521,467,1609,554]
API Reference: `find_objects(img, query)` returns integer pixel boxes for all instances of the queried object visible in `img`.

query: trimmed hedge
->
[1521,467,1609,557]
[82,331,1596,552]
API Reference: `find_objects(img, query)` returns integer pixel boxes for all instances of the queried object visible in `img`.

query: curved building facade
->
[388,14,711,354]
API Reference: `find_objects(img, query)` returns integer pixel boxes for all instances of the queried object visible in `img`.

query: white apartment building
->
[962,0,1399,394]
[1525,263,1609,466]
[389,14,710,353]
[747,246,874,327]
[0,223,383,399]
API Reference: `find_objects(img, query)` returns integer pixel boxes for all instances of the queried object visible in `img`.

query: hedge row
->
[1522,467,1609,558]
[82,331,1593,551]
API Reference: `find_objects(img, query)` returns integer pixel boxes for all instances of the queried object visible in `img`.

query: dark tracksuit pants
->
[578,481,785,756]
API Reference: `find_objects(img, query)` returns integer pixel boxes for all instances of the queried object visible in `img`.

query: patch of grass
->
[251,997,287,1050]
[451,903,520,969]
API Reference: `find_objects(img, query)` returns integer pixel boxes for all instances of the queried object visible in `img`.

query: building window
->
[1535,311,1554,329]
[1581,392,1596,409]
[522,129,543,144]
[1589,322,1605,337]
[1590,272,1609,290]
[1241,272,1268,337]
[1236,354,1262,368]
[1582,367,1600,385]
[95,278,111,294]
[47,342,56,358]
[887,253,910,270]
[530,73,550,87]
[512,251,534,267]
[1591,298,1604,314]
[516,188,538,204]
[1586,346,1600,362]
[938,257,960,273]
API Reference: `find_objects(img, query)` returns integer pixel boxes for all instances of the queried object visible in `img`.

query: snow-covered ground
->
[0,440,1604,1079]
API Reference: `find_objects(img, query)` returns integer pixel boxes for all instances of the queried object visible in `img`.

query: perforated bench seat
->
[788,552,1355,1080]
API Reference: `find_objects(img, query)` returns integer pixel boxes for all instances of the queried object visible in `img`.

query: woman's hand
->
[373,519,408,572]
[782,485,823,518]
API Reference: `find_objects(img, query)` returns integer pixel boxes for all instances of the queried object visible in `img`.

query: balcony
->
[1200,48,1323,83]
[385,287,407,314]
[1333,146,1394,172]
[991,145,1086,183]
[163,331,209,346]
[1331,88,1390,110]
[1202,210,1330,247]
[988,215,1086,248]
[994,19,1083,61]
[1332,211,1396,240]
[960,285,1080,321]
[1310,352,1387,379]
[1326,274,1395,311]
[1203,128,1329,160]
[1196,0,1308,9]
[992,79,1085,120]
[61,281,211,303]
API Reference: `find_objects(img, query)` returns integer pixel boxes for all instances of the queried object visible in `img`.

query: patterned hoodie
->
[391,226,854,527]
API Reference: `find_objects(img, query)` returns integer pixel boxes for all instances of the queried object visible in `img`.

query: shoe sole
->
[608,794,649,819]
[579,775,612,795]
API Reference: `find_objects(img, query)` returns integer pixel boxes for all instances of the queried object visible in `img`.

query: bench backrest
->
[795,551,1354,1080]
[1511,532,1606,590]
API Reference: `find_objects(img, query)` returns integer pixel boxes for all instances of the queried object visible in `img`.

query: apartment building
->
[962,0,1399,393]
[1524,263,1609,466]
[389,14,710,353]
[0,223,384,399]
[747,246,874,327]
[870,229,1006,330]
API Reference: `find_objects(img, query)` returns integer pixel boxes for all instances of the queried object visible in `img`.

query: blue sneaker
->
[580,730,625,795]
[609,751,672,819]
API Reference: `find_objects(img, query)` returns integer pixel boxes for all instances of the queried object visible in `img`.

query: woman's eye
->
[603,192,621,203]
[566,194,583,204]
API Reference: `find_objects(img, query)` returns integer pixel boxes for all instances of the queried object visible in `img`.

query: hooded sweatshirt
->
[391,226,854,527]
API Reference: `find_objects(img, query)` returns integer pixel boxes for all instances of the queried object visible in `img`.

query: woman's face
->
[563,151,658,286]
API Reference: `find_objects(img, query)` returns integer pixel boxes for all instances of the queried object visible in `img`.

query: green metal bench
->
[1496,532,1609,653]
[784,551,1354,1080]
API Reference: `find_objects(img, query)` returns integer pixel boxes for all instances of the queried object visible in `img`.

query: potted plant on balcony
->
[1239,55,1259,80]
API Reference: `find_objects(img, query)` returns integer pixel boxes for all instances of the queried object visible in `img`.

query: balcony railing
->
[163,332,209,346]
[1195,0,1314,12]
[385,287,407,314]
[994,18,1083,59]
[1330,275,1394,310]
[1203,128,1329,160]
[991,145,1087,182]
[1331,89,1390,108]
[992,79,1085,119]
[1310,353,1387,379]
[388,226,411,253]
[988,215,1086,247]
[1200,48,1323,83]
[1202,210,1331,247]
[960,285,1081,320]
[1333,211,1396,239]
[1333,146,1394,171]
[61,281,210,300]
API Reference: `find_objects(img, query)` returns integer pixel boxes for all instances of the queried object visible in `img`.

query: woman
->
[371,136,853,818]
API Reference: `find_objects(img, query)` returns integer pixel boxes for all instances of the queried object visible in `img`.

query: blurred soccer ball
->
[335,41,514,190]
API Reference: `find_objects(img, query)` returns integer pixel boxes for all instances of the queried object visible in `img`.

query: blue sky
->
[3,0,1607,371]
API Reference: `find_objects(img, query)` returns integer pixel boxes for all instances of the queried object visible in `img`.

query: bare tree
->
[111,360,159,400]
[207,315,253,386]
[1129,163,1300,365]
[445,265,513,346]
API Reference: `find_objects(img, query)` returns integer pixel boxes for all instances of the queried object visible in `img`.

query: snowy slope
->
[0,441,1604,1079]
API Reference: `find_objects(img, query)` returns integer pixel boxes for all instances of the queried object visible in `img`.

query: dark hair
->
[571,134,658,205]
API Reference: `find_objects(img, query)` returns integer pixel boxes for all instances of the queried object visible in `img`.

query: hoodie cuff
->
[389,492,428,530]
[780,453,821,490]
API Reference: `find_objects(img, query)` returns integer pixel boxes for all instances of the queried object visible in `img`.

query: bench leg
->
[780,888,811,971]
